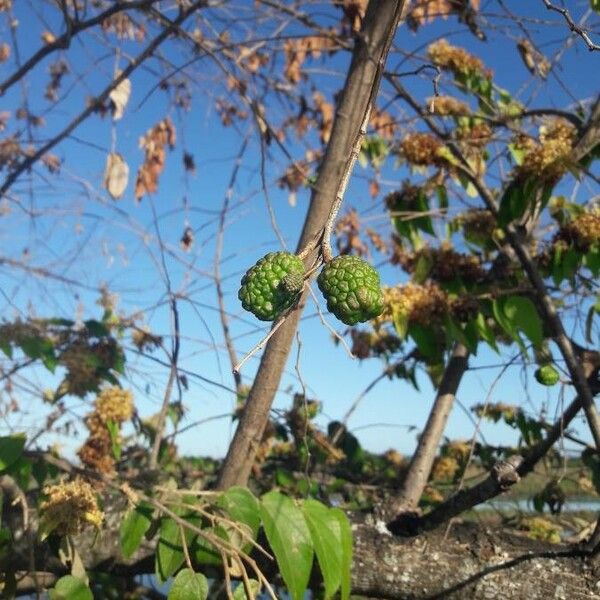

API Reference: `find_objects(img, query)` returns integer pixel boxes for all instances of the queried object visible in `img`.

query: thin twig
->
[541,0,600,51]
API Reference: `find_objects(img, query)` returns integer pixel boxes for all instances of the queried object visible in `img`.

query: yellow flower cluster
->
[427,39,487,77]
[131,326,162,352]
[95,386,133,424]
[519,516,562,544]
[400,133,444,167]
[559,209,600,250]
[431,456,459,482]
[40,478,103,536]
[428,95,470,116]
[445,440,472,464]
[376,282,448,327]
[473,402,519,422]
[518,118,576,181]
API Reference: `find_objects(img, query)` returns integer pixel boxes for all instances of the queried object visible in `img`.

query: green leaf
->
[84,319,110,337]
[584,245,600,277]
[0,434,26,472]
[435,185,448,210]
[156,517,185,583]
[193,524,227,566]
[233,580,261,600]
[503,296,543,349]
[106,420,121,460]
[585,299,600,344]
[475,312,498,353]
[302,499,342,599]
[409,324,439,359]
[391,306,409,340]
[498,180,527,227]
[0,338,12,359]
[167,568,208,600]
[592,0,600,14]
[120,502,153,559]
[331,508,352,600]
[48,576,93,600]
[260,491,314,600]
[492,297,527,356]
[216,487,260,536]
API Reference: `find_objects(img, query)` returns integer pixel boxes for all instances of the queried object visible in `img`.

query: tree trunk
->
[216,0,406,490]
[382,343,469,519]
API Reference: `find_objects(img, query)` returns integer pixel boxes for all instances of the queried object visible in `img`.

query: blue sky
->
[0,1,599,461]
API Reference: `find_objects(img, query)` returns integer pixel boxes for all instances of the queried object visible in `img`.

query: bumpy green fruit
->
[238,252,305,321]
[317,255,384,325]
[535,365,560,386]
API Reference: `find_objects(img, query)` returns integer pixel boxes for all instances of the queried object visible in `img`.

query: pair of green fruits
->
[238,251,384,325]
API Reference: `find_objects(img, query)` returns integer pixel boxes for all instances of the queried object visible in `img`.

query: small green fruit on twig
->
[535,365,560,386]
[238,252,305,321]
[317,255,384,325]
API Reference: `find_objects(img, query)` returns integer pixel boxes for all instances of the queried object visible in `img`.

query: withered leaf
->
[109,75,131,121]
[103,152,129,200]
[180,226,194,251]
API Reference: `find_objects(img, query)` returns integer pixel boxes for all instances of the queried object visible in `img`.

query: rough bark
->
[216,0,406,490]
[382,343,469,519]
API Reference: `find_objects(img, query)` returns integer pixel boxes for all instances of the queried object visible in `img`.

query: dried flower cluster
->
[384,182,423,213]
[449,295,479,322]
[427,38,488,78]
[455,209,496,246]
[455,122,493,149]
[40,478,103,536]
[395,243,485,283]
[59,338,119,397]
[350,328,402,359]
[428,95,470,117]
[78,387,133,474]
[102,12,145,41]
[556,209,600,251]
[132,326,163,352]
[399,133,445,167]
[518,118,576,181]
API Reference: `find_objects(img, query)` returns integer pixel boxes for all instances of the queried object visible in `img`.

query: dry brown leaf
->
[180,226,194,251]
[183,152,196,174]
[516,39,550,80]
[42,153,61,174]
[0,43,10,63]
[0,111,9,132]
[41,31,56,45]
[109,75,131,121]
[134,118,176,201]
[313,91,334,144]
[369,179,380,198]
[104,153,129,200]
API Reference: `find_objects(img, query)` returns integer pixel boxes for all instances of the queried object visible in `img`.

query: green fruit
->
[535,365,560,386]
[238,252,305,321]
[317,255,384,325]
